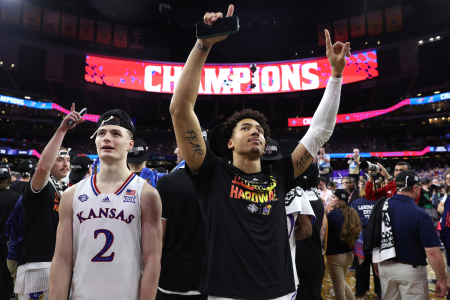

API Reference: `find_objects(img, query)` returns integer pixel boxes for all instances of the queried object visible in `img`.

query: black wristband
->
[336,74,343,78]
[387,177,394,182]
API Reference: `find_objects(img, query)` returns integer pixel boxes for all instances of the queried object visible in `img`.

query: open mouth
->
[101,145,114,150]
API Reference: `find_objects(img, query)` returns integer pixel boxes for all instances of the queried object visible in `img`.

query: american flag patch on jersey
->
[126,189,136,196]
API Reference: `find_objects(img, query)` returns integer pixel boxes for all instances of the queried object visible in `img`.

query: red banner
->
[43,9,60,36]
[350,15,365,38]
[1,1,20,26]
[23,3,42,31]
[333,19,349,42]
[385,5,403,32]
[97,21,111,45]
[113,24,128,48]
[85,50,377,95]
[368,10,383,36]
[61,13,77,39]
[79,17,94,41]
[317,22,330,46]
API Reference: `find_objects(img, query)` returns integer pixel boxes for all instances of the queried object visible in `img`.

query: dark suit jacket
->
[347,188,360,206]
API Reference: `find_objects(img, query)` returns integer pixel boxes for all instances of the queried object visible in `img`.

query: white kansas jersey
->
[285,186,316,287]
[70,173,145,300]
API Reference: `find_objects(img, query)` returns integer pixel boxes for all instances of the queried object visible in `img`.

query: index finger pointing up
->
[226,4,234,17]
[325,29,332,52]
[70,103,75,113]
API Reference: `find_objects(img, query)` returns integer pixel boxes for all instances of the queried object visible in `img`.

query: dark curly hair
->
[216,109,271,161]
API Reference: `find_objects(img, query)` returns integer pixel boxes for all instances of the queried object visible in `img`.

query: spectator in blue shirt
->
[375,171,447,299]
[326,189,361,300]
[351,188,381,298]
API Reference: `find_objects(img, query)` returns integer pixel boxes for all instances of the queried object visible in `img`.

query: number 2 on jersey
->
[91,229,115,262]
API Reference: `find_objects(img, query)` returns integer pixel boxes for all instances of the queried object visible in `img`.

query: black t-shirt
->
[156,166,207,293]
[326,208,353,255]
[418,188,432,208]
[186,151,295,299]
[19,181,60,266]
[9,181,28,195]
[296,189,325,271]
[0,189,21,242]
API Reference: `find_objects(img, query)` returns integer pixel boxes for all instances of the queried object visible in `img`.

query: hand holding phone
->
[196,5,238,44]
[68,107,87,127]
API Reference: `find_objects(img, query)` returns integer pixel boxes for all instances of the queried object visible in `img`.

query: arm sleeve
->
[156,175,171,220]
[419,212,440,247]
[299,77,342,156]
[185,150,219,203]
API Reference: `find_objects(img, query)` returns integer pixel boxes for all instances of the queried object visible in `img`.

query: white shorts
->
[208,290,297,300]
[18,291,49,300]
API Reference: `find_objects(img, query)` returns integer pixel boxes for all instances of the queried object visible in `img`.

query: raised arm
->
[31,103,84,191]
[292,30,350,178]
[169,5,234,174]
[140,184,163,299]
[49,185,75,300]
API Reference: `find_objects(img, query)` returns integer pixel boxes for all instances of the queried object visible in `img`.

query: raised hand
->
[60,103,84,131]
[201,4,234,47]
[325,29,351,77]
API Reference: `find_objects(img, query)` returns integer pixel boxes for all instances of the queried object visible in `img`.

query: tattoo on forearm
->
[296,152,312,170]
[197,43,209,53]
[184,130,204,159]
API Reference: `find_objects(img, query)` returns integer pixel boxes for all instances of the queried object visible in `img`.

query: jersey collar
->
[91,173,136,196]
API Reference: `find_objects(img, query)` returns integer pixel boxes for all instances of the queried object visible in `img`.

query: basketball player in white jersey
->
[49,109,162,300]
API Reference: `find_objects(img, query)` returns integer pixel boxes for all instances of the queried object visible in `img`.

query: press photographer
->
[314,147,331,184]
[363,161,411,201]
[347,148,362,183]
[418,178,440,234]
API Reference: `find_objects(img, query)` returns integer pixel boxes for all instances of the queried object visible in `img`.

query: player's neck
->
[232,155,261,174]
[20,177,30,182]
[96,162,132,193]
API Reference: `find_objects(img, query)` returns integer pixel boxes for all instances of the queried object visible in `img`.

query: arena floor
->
[321,253,447,299]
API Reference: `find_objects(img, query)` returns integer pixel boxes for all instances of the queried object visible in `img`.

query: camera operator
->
[365,161,411,201]
[418,179,440,234]
[347,148,362,183]
[314,147,331,184]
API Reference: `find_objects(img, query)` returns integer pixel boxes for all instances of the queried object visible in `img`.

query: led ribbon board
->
[289,91,450,127]
[85,51,378,95]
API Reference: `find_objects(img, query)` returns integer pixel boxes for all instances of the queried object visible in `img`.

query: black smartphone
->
[69,107,87,127]
[196,16,239,39]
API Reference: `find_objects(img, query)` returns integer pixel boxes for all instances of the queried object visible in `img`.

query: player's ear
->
[227,138,234,150]
[127,139,134,152]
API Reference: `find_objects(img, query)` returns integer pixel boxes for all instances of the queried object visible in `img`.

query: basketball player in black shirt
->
[155,130,208,299]
[15,104,83,300]
[170,5,349,299]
